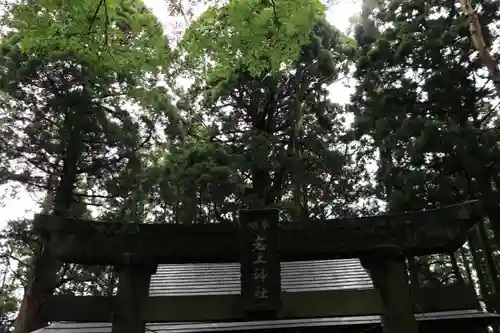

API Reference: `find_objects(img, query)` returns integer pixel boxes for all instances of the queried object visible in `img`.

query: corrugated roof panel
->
[32,323,111,332]
[33,311,500,333]
[149,259,373,296]
[147,311,500,332]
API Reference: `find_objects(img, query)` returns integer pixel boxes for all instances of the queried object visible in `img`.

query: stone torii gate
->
[33,200,481,333]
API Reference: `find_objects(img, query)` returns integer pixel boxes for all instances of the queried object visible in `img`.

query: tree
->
[179,0,326,78]
[458,0,500,98]
[0,223,24,333]
[352,0,500,221]
[351,0,500,315]
[162,7,375,222]
[0,1,175,331]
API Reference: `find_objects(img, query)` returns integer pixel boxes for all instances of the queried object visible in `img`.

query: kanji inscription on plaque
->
[240,209,280,312]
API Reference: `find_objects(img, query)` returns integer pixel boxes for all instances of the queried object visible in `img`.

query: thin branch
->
[479,100,500,125]
[88,0,105,34]
[104,0,109,47]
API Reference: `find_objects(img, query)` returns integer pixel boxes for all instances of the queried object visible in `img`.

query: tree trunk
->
[450,252,466,285]
[469,230,494,309]
[459,0,500,98]
[14,105,83,333]
[477,177,500,250]
[459,248,475,287]
[478,219,500,295]
[470,228,500,332]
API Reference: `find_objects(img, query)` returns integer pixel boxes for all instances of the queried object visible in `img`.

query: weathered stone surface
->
[33,201,481,265]
[240,209,280,314]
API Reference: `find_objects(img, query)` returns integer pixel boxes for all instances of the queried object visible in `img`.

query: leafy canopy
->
[6,0,169,77]
[179,0,325,78]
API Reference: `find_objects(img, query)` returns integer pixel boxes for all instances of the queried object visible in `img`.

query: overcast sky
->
[0,0,361,231]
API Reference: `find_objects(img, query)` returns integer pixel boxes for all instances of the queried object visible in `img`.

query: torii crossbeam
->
[34,200,480,265]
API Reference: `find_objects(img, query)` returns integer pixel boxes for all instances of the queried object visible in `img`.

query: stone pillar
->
[111,262,157,333]
[362,256,419,333]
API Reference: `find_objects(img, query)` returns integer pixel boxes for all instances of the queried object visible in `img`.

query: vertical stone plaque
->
[239,209,280,313]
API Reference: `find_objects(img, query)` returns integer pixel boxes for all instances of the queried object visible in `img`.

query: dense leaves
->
[7,0,170,76]
[179,0,326,78]
[0,1,176,332]
[352,0,500,314]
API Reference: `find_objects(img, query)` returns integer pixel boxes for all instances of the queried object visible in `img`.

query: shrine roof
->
[32,258,500,333]
[33,310,500,333]
[149,258,373,296]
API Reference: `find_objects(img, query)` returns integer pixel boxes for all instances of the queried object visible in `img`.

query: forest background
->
[0,0,359,230]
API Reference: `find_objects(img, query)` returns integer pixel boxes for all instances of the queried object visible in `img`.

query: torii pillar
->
[362,256,419,333]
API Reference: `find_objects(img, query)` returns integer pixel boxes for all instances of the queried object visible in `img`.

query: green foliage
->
[0,0,177,205]
[7,0,169,77]
[179,0,325,78]
[352,0,500,209]
[352,0,500,306]
[169,17,368,218]
[0,219,32,332]
[0,2,179,330]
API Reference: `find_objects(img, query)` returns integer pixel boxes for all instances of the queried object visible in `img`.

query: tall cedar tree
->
[0,0,171,331]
